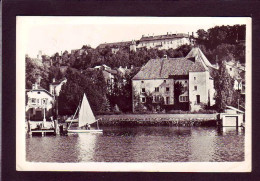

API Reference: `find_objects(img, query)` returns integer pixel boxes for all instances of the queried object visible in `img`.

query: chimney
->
[53,78,56,83]
[36,75,41,85]
[34,82,38,89]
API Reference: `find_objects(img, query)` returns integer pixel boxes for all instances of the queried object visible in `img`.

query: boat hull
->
[67,129,103,133]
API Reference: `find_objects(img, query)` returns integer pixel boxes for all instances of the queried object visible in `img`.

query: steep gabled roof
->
[186,47,215,69]
[132,47,215,80]
[132,57,206,80]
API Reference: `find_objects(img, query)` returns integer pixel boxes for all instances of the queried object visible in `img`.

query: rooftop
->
[132,47,215,80]
[97,41,132,49]
[140,33,189,42]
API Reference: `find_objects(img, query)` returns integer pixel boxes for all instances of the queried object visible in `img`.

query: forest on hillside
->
[26,24,246,116]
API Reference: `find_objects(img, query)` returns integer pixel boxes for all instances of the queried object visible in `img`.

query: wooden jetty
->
[27,120,61,136]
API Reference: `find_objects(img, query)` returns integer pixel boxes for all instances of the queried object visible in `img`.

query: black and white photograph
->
[16,17,251,172]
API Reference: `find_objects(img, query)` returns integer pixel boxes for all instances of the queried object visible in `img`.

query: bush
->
[167,109,217,114]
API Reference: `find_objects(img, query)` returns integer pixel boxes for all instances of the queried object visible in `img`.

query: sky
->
[17,17,249,58]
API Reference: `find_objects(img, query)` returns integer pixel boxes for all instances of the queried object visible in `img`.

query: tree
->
[214,63,235,111]
[101,96,111,112]
[58,68,107,116]
[174,81,185,104]
[144,92,153,111]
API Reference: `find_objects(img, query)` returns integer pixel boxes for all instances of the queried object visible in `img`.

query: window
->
[196,95,200,104]
[37,92,40,94]
[166,87,170,92]
[164,80,166,83]
[31,98,36,103]
[37,99,40,104]
[194,77,196,80]
[179,96,189,102]
[141,81,144,83]
[142,88,145,93]
[154,96,160,102]
[141,97,146,103]
[194,86,197,91]
[230,68,232,71]
[155,87,159,92]
[185,80,187,83]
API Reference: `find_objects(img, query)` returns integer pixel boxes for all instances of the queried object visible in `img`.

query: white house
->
[49,78,67,97]
[26,82,54,120]
[136,33,193,50]
[224,60,245,91]
[132,47,216,112]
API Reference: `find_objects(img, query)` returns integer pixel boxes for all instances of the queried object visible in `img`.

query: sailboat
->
[67,93,103,133]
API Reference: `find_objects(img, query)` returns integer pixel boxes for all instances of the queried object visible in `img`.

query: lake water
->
[26,126,244,162]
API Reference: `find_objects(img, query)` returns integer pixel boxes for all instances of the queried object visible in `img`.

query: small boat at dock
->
[67,93,103,133]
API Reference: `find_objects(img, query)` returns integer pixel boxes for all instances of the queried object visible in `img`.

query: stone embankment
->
[96,114,218,127]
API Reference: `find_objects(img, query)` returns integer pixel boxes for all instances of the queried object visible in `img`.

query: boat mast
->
[97,119,100,130]
[68,102,81,130]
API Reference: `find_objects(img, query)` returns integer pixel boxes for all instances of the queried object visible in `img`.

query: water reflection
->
[26,126,245,162]
[70,133,99,162]
[217,126,245,136]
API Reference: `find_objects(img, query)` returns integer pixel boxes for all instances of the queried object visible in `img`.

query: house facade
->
[136,33,194,50]
[132,47,216,112]
[224,60,245,91]
[49,78,67,97]
[96,32,195,53]
[26,83,54,120]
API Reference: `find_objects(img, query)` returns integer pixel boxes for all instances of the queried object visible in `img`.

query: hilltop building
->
[97,32,195,53]
[97,41,133,53]
[132,47,216,112]
[137,33,194,50]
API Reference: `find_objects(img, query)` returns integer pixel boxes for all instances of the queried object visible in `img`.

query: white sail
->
[78,93,96,127]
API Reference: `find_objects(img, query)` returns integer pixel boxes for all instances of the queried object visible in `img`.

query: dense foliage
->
[196,25,245,64]
[214,62,243,111]
[58,68,107,116]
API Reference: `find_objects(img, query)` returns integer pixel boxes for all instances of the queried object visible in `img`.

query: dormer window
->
[141,81,144,83]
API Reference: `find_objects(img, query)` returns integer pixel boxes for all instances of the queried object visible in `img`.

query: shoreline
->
[96,113,218,127]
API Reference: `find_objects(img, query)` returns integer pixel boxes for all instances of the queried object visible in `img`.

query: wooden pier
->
[27,120,61,136]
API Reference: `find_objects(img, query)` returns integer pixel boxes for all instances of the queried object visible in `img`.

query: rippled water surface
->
[26,126,244,162]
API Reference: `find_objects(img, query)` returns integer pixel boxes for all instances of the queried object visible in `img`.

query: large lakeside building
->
[132,47,217,112]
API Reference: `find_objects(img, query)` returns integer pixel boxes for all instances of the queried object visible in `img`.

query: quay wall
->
[96,114,218,127]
